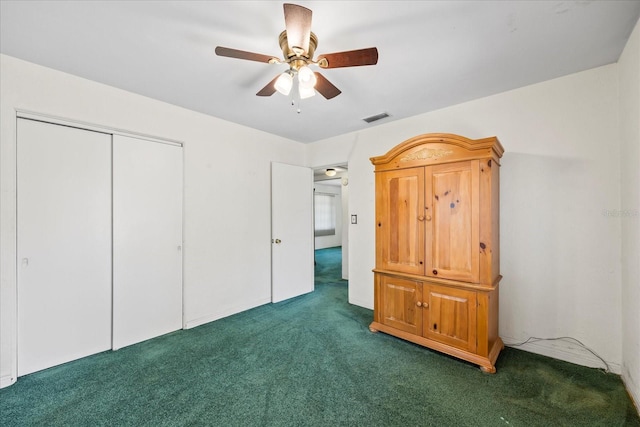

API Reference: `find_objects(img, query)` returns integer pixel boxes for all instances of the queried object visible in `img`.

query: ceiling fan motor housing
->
[279,30,318,66]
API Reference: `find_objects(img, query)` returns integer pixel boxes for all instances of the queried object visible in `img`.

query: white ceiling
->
[1,1,639,143]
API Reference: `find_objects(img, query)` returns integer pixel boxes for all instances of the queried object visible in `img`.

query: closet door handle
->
[418,215,425,221]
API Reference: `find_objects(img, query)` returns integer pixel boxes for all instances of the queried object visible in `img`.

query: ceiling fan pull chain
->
[288,91,302,114]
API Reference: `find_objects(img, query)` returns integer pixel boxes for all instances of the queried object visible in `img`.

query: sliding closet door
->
[112,135,183,349]
[17,119,112,376]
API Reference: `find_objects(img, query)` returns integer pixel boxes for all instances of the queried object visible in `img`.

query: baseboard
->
[1,374,16,389]
[183,297,271,329]
[348,297,373,311]
[501,335,621,374]
[622,365,640,415]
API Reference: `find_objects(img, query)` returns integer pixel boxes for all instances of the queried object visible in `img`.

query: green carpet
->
[314,245,346,285]
[1,246,638,426]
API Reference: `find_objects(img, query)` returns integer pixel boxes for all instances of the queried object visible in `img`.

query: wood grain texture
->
[424,283,477,352]
[317,47,378,68]
[370,133,503,373]
[379,275,421,335]
[256,74,279,97]
[215,46,276,63]
[283,3,312,54]
[428,161,480,283]
[376,168,425,275]
[314,72,341,99]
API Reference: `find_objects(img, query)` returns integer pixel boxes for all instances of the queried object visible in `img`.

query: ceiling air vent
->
[362,112,390,123]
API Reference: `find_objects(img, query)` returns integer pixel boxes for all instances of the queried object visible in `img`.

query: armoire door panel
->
[379,275,421,335]
[376,168,425,274]
[426,161,479,282]
[112,135,183,350]
[423,284,477,352]
[17,118,112,376]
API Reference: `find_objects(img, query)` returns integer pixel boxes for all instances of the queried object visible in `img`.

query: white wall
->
[0,54,305,387]
[310,64,624,373]
[341,180,349,280]
[619,18,640,409]
[314,183,343,250]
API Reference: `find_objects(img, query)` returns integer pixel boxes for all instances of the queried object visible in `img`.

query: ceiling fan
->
[215,3,378,100]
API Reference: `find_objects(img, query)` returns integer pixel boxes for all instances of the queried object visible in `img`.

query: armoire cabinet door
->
[378,275,421,335]
[425,161,480,283]
[376,168,425,275]
[423,284,477,352]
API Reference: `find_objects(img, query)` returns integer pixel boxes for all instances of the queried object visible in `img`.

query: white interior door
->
[17,118,112,376]
[271,162,314,303]
[112,135,183,349]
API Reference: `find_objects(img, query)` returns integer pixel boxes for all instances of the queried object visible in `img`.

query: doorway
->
[313,164,348,285]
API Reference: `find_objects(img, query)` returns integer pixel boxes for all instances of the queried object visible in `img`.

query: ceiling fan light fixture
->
[299,84,316,99]
[274,70,294,95]
[325,168,337,177]
[297,65,317,88]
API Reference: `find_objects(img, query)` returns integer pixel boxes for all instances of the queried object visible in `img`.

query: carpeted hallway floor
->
[1,246,638,426]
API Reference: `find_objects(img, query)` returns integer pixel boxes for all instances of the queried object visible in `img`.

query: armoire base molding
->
[370,321,504,373]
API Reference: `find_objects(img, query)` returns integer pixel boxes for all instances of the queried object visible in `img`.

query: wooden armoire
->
[369,133,504,373]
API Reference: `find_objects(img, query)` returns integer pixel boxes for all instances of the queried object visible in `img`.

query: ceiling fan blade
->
[215,46,278,63]
[314,72,341,99]
[283,3,312,55]
[256,74,280,97]
[317,47,379,68]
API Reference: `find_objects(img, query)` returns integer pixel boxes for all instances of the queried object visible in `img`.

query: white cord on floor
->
[504,336,611,374]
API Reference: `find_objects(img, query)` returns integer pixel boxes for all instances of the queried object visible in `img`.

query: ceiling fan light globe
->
[297,65,317,88]
[275,71,293,95]
[299,84,316,99]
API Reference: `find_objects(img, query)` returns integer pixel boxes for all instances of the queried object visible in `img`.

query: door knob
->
[274,239,282,244]
[425,215,432,221]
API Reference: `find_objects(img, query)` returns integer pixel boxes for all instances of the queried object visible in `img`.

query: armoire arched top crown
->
[370,133,504,172]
